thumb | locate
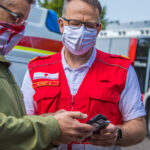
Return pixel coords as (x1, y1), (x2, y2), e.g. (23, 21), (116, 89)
(68, 111), (88, 120)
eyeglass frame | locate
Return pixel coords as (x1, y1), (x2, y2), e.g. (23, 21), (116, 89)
(0, 4), (26, 25)
(62, 17), (100, 32)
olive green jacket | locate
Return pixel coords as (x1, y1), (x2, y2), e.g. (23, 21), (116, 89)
(0, 55), (60, 150)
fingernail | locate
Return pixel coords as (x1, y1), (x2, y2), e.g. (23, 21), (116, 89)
(82, 114), (88, 119)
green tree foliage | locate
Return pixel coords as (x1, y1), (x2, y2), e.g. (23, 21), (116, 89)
(38, 0), (63, 17)
(38, 0), (108, 30)
(101, 6), (108, 30)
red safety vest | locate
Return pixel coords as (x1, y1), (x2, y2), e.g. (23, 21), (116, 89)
(29, 50), (132, 125)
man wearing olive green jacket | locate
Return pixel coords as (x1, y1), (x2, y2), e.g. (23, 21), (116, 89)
(0, 0), (95, 149)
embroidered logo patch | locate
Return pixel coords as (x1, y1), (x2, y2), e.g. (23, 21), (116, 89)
(32, 81), (59, 88)
(33, 72), (59, 80)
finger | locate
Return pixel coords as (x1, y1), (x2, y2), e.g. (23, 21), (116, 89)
(90, 134), (117, 141)
(76, 123), (95, 132)
(54, 109), (66, 115)
(40, 113), (54, 117)
(73, 136), (84, 143)
(68, 111), (88, 120)
(101, 128), (116, 135)
(88, 138), (116, 146)
(100, 124), (117, 134)
(60, 133), (82, 144)
(91, 132), (117, 140)
(64, 127), (93, 143)
(75, 130), (93, 139)
(57, 109), (66, 113)
(64, 134), (84, 143)
(67, 128), (93, 139)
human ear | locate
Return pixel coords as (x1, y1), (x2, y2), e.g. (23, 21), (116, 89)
(58, 18), (64, 34)
(97, 23), (102, 36)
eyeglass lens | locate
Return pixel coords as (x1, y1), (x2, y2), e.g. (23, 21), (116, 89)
(67, 19), (98, 31)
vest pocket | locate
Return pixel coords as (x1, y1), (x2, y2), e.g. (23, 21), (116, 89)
(88, 88), (121, 124)
(33, 86), (60, 114)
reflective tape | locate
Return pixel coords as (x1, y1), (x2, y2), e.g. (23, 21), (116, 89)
(14, 45), (56, 55)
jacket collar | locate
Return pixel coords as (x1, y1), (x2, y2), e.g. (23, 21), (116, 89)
(0, 54), (11, 67)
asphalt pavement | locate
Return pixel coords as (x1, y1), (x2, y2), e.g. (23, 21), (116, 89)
(122, 137), (150, 150)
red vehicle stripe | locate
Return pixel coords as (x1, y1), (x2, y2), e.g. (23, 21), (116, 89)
(128, 38), (138, 62)
(18, 36), (63, 52)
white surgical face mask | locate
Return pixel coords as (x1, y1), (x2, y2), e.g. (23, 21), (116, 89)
(62, 26), (97, 56)
(0, 22), (25, 55)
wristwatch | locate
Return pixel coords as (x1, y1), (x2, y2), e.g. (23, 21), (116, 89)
(116, 127), (122, 141)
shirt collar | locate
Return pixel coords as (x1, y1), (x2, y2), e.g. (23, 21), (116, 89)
(61, 47), (97, 70)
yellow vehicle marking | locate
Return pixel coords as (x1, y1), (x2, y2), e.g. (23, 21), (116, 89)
(14, 46), (56, 55)
(120, 55), (130, 60)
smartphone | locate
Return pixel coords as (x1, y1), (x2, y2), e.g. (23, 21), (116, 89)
(86, 114), (110, 134)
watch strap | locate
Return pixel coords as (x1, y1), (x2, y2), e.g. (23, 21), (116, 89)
(117, 127), (122, 141)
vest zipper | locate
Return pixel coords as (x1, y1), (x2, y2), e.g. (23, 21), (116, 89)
(71, 95), (75, 111)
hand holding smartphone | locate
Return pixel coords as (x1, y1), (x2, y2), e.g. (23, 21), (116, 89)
(86, 114), (110, 134)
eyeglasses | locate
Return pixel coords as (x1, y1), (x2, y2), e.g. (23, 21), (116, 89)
(0, 4), (26, 25)
(62, 17), (99, 32)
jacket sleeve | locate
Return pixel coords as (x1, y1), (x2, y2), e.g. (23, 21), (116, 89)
(0, 113), (60, 150)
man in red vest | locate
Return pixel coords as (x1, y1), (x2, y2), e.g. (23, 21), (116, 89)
(22, 0), (146, 150)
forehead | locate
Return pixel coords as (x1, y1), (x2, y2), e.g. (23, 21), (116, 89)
(65, 0), (99, 22)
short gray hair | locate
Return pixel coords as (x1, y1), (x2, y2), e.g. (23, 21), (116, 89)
(62, 0), (102, 17)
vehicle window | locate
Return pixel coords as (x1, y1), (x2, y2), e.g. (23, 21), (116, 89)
(134, 38), (150, 93)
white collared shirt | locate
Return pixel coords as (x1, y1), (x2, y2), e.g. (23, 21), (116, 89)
(62, 47), (96, 95)
(21, 48), (146, 121)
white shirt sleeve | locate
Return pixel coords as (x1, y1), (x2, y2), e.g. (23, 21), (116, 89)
(119, 65), (146, 121)
(21, 70), (38, 115)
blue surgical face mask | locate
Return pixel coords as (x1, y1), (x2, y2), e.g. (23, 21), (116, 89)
(62, 26), (97, 55)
